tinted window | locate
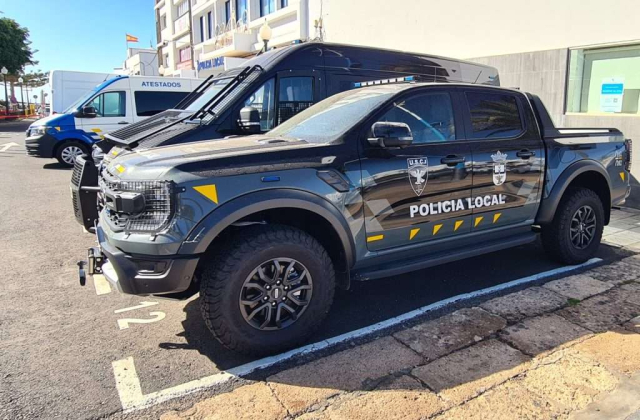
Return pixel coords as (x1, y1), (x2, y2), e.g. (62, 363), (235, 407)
(466, 92), (523, 139)
(134, 91), (189, 117)
(376, 92), (455, 144)
(245, 78), (276, 131)
(88, 91), (126, 117)
(278, 77), (314, 124)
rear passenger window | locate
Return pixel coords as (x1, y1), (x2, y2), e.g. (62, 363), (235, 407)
(134, 91), (189, 116)
(277, 77), (314, 124)
(466, 92), (523, 139)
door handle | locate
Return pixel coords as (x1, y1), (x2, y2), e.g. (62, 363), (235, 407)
(117, 121), (129, 125)
(516, 149), (535, 159)
(441, 155), (465, 166)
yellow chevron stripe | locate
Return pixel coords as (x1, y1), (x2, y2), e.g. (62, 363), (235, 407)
(474, 216), (484, 227)
(493, 213), (502, 223)
(433, 224), (443, 235)
(367, 234), (384, 243)
(454, 220), (464, 231)
(409, 228), (420, 240)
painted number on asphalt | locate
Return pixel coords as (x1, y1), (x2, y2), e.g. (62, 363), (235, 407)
(114, 301), (166, 330)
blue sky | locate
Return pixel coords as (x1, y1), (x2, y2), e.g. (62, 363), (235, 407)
(1, 0), (157, 74)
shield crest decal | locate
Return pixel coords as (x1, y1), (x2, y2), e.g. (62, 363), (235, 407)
(491, 151), (507, 186)
(407, 158), (429, 196)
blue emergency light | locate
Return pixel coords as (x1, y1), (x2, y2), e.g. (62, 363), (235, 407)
(353, 76), (415, 88)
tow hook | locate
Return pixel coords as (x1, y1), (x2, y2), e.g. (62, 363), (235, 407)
(78, 247), (105, 287)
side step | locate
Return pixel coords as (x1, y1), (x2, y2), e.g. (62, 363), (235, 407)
(354, 232), (539, 281)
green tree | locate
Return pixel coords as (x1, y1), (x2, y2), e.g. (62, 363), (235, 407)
(0, 17), (37, 74)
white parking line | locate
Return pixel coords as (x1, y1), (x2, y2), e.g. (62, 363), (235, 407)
(112, 257), (602, 413)
(93, 274), (112, 295)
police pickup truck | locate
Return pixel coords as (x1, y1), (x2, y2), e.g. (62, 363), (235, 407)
(79, 81), (631, 355)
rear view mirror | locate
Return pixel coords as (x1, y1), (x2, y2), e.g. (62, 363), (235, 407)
(80, 106), (97, 118)
(368, 122), (413, 148)
(238, 106), (261, 134)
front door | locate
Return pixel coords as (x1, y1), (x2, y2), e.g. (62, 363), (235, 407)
(359, 88), (474, 251)
(461, 88), (545, 231)
(80, 89), (133, 140)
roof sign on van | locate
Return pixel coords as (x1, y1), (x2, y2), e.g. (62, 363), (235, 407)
(354, 76), (415, 88)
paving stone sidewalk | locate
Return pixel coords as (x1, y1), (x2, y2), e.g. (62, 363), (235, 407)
(161, 211), (640, 420)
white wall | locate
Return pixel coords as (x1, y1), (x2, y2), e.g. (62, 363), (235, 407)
(309, 0), (640, 59)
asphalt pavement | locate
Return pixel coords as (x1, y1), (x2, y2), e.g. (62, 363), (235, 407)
(0, 122), (631, 419)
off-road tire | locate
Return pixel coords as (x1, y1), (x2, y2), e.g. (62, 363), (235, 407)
(199, 224), (335, 355)
(55, 141), (88, 167)
(542, 187), (604, 264)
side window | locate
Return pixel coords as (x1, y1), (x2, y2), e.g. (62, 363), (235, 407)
(376, 92), (455, 144)
(245, 78), (275, 131)
(465, 92), (523, 139)
(134, 91), (189, 116)
(277, 77), (314, 124)
(88, 92), (126, 117)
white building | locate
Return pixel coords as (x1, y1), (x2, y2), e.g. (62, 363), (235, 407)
(155, 0), (198, 78)
(121, 48), (159, 76)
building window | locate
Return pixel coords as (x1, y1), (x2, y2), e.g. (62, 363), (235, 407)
(465, 92), (523, 139)
(179, 47), (192, 63)
(207, 11), (213, 38)
(260, 0), (275, 17)
(177, 0), (189, 17)
(160, 14), (167, 29)
(236, 0), (247, 23)
(281, 0), (288, 7)
(225, 0), (231, 24)
(164, 53), (169, 67)
(199, 16), (205, 43)
(566, 44), (640, 115)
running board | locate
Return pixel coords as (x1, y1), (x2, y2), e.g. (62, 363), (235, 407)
(353, 232), (539, 281)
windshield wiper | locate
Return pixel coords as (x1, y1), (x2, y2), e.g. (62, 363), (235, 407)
(189, 65), (263, 121)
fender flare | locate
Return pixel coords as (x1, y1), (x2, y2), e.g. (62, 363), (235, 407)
(536, 160), (611, 225)
(178, 189), (356, 269)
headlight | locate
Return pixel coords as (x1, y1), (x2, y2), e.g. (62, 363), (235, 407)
(30, 126), (49, 137)
(101, 178), (175, 233)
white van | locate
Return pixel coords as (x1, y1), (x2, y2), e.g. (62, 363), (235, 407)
(50, 70), (119, 115)
(26, 75), (200, 166)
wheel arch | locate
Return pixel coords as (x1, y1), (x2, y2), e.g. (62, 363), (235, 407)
(52, 137), (91, 158)
(180, 189), (356, 289)
(536, 160), (612, 226)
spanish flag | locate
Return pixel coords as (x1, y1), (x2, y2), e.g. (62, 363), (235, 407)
(126, 34), (139, 43)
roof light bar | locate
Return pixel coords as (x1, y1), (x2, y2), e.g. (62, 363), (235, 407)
(354, 76), (415, 88)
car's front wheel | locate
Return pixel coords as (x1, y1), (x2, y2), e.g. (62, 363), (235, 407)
(56, 141), (88, 167)
(199, 224), (335, 355)
(542, 187), (604, 264)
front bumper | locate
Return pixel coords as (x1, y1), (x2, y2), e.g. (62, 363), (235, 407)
(25, 133), (57, 158)
(83, 225), (199, 296)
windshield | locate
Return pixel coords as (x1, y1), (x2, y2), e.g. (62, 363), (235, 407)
(267, 85), (409, 144)
(185, 77), (233, 111)
(64, 87), (100, 113)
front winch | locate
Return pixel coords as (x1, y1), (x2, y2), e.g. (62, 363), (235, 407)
(78, 247), (105, 286)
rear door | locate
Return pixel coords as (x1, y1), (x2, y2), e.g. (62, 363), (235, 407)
(359, 87), (474, 251)
(462, 88), (544, 231)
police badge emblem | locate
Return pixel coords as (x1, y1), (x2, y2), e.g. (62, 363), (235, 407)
(408, 158), (428, 196)
(491, 151), (507, 186)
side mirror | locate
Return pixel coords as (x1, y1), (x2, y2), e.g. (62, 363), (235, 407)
(368, 122), (413, 148)
(238, 106), (261, 134)
(80, 105), (97, 118)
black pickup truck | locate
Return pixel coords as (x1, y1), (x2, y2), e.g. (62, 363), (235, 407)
(80, 81), (631, 355)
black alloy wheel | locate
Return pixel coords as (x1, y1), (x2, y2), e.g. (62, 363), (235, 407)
(239, 258), (313, 331)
